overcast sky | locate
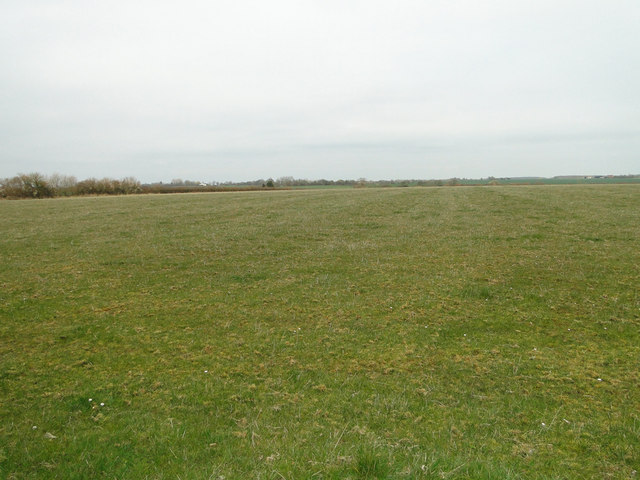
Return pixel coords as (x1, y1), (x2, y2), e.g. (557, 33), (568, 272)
(1, 0), (639, 182)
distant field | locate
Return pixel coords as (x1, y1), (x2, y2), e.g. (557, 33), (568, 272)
(1, 185), (639, 479)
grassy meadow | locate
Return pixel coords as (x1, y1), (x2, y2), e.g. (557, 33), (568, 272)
(1, 185), (639, 479)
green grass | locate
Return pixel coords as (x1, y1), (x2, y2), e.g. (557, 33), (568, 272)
(1, 185), (639, 479)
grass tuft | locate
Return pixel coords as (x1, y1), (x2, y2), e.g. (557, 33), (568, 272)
(353, 447), (390, 479)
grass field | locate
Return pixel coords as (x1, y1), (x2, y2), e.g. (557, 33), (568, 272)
(1, 185), (639, 479)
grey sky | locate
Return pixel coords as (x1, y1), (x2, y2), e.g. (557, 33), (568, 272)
(1, 0), (639, 182)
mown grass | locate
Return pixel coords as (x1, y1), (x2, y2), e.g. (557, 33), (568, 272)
(1, 185), (639, 479)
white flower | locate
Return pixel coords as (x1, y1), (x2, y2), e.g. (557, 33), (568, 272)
(88, 398), (92, 402)
(204, 370), (208, 373)
(541, 422), (546, 426)
(597, 378), (602, 381)
(100, 402), (105, 406)
(32, 425), (37, 430)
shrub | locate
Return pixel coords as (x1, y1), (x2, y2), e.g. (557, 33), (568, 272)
(47, 173), (78, 196)
(75, 177), (141, 196)
(0, 173), (54, 198)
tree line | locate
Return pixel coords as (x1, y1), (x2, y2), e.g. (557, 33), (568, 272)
(159, 176), (449, 188)
(0, 173), (459, 199)
(9, 172), (632, 200)
(0, 173), (141, 199)
(0, 173), (281, 199)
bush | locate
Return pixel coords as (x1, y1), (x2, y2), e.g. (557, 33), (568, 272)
(75, 177), (141, 196)
(47, 173), (78, 196)
(0, 173), (54, 198)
